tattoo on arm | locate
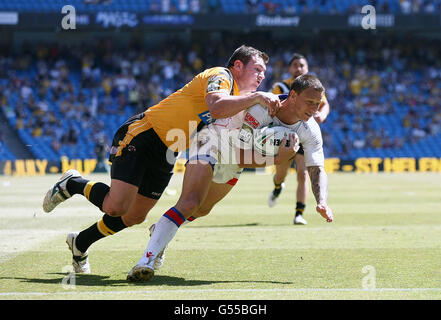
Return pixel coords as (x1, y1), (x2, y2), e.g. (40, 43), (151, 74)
(307, 166), (328, 204)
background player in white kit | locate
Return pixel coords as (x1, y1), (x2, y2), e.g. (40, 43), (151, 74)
(128, 74), (333, 281)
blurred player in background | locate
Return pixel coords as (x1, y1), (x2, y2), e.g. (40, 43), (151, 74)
(268, 53), (330, 225)
(42, 45), (281, 274)
(93, 137), (110, 173)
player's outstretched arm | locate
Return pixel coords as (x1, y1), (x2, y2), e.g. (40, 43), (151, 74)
(307, 166), (333, 222)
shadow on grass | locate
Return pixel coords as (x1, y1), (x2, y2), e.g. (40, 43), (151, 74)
(1, 273), (293, 287)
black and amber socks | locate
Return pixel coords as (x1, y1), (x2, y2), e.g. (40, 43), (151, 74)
(66, 177), (118, 253)
(295, 202), (306, 217)
(75, 214), (128, 253)
(66, 178), (110, 211)
(272, 178), (284, 197)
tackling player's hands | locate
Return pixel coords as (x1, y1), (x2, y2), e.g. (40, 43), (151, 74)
(316, 203), (333, 222)
(255, 92), (282, 117)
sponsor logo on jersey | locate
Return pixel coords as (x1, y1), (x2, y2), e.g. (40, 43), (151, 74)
(206, 69), (233, 94)
(207, 74), (229, 93)
(244, 112), (260, 128)
(198, 111), (213, 124)
(206, 76), (223, 92)
(238, 124), (253, 143)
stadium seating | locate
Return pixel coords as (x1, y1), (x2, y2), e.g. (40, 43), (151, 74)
(1, 32), (441, 162)
(0, 0), (439, 14)
(0, 143), (16, 160)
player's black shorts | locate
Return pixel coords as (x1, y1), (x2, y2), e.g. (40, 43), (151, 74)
(108, 114), (178, 200)
(297, 143), (304, 156)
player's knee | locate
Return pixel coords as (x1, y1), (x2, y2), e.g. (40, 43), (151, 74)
(104, 201), (131, 217)
(275, 170), (288, 181)
(177, 196), (203, 216)
(297, 170), (308, 183)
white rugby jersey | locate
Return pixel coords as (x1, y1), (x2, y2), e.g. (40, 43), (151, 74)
(237, 103), (325, 167)
(190, 102), (324, 184)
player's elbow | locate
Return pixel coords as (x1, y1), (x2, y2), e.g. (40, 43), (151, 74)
(208, 106), (225, 119)
(206, 93), (226, 119)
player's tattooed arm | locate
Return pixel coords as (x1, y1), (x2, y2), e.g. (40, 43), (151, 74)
(307, 165), (328, 205)
(307, 165), (333, 222)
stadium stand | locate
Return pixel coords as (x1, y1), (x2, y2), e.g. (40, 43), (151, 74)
(0, 0), (440, 14)
(0, 0), (441, 164)
(1, 33), (440, 162)
(0, 132), (16, 161)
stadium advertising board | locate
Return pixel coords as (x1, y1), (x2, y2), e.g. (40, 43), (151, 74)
(95, 11), (138, 28)
(9, 13), (441, 30)
(323, 157), (441, 173)
(347, 13), (395, 28)
(0, 158), (98, 176)
(255, 14), (300, 27)
(142, 14), (194, 25)
(0, 11), (18, 25)
(1, 157), (441, 176)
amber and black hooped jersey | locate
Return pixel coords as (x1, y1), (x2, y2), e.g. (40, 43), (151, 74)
(144, 67), (240, 151)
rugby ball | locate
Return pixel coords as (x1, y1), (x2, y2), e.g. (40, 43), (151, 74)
(253, 125), (298, 156)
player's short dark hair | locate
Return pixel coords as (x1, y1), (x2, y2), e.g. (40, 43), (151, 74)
(290, 74), (325, 95)
(289, 53), (307, 66)
(227, 45), (269, 68)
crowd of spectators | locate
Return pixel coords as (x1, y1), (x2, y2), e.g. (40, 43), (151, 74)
(0, 131), (4, 155)
(84, 0), (441, 14)
(2, 0), (441, 15)
(265, 34), (441, 157)
(0, 33), (440, 160)
(83, 0), (441, 14)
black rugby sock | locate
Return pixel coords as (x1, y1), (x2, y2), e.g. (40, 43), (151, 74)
(75, 214), (127, 253)
(67, 179), (109, 211)
(66, 177), (89, 195)
(295, 202), (306, 216)
(86, 182), (110, 211)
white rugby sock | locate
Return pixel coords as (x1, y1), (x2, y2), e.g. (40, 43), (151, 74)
(137, 208), (185, 266)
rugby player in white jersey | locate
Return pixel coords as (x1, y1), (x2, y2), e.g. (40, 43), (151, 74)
(127, 74), (333, 282)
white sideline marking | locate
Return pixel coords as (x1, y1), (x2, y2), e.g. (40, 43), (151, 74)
(1, 288), (441, 297)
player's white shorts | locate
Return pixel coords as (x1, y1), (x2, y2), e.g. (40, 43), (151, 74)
(188, 126), (243, 185)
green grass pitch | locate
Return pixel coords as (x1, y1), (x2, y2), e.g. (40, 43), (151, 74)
(0, 172), (440, 300)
